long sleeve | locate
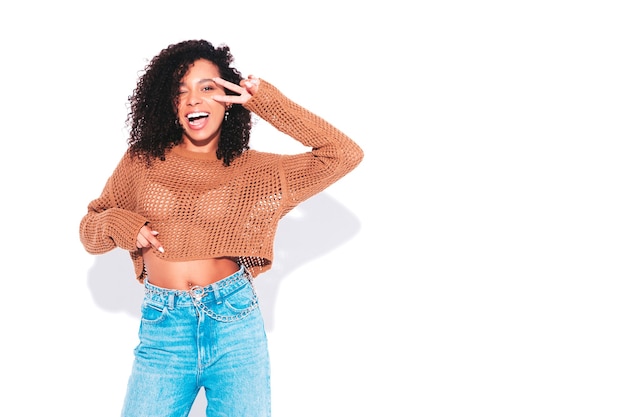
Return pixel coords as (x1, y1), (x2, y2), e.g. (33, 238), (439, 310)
(79, 152), (149, 255)
(243, 80), (364, 204)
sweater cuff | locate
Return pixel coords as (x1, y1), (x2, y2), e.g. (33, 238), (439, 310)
(103, 208), (149, 251)
(243, 79), (280, 115)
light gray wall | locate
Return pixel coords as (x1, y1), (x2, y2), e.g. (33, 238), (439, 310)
(2, 1), (625, 416)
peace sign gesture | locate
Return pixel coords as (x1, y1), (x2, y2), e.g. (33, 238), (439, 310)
(211, 75), (260, 105)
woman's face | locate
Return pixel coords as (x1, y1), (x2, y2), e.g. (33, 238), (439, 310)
(176, 59), (228, 148)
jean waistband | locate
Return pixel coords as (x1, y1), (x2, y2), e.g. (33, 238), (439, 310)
(143, 265), (250, 306)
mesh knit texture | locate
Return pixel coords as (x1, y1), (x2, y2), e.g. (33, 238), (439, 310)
(79, 80), (364, 282)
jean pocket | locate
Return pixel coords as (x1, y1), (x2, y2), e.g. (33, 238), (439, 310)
(223, 286), (258, 313)
(141, 300), (168, 324)
(198, 285), (258, 322)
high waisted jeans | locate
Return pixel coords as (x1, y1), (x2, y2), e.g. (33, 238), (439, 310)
(121, 266), (271, 417)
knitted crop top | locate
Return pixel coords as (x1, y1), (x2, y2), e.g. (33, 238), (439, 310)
(79, 80), (364, 282)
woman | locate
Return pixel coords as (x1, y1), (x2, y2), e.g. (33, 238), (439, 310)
(79, 39), (363, 417)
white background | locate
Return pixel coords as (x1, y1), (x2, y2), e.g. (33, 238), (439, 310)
(1, 1), (625, 416)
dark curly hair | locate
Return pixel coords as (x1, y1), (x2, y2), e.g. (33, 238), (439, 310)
(126, 40), (251, 166)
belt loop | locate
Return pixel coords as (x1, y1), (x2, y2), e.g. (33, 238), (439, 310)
(244, 267), (253, 285)
(168, 292), (175, 310)
(210, 283), (222, 304)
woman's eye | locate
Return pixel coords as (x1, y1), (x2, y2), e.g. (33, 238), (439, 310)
(202, 86), (215, 92)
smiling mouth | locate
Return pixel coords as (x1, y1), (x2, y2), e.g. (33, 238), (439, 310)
(187, 112), (209, 124)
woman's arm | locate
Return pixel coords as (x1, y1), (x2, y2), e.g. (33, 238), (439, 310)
(79, 152), (150, 254)
(244, 79), (364, 203)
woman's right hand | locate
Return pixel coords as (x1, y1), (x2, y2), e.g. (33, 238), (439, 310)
(136, 224), (164, 253)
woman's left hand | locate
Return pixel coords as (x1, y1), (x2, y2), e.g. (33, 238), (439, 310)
(212, 75), (260, 105)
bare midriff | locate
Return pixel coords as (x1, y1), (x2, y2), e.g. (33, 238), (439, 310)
(142, 250), (240, 290)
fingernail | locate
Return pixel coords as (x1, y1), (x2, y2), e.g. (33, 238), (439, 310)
(152, 230), (159, 235)
(245, 81), (253, 88)
(158, 247), (164, 253)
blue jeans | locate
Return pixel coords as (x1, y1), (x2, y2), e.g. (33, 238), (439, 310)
(121, 266), (271, 417)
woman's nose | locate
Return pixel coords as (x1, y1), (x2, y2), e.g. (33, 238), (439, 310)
(186, 91), (201, 106)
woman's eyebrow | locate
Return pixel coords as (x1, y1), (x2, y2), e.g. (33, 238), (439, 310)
(178, 78), (217, 86)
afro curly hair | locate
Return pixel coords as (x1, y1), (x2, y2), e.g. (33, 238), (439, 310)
(126, 39), (252, 166)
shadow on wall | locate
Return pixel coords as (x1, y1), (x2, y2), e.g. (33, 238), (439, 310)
(86, 191), (361, 331)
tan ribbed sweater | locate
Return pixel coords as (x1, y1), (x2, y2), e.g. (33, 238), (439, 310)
(79, 80), (364, 282)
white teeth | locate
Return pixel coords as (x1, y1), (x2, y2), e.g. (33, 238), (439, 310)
(187, 112), (208, 119)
